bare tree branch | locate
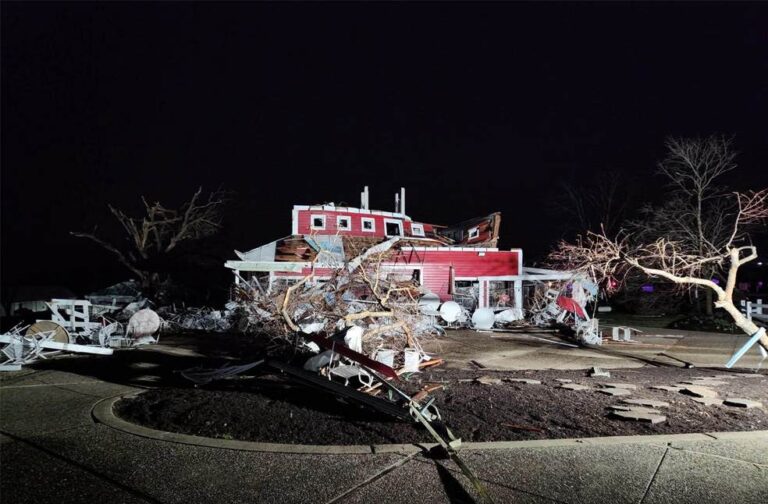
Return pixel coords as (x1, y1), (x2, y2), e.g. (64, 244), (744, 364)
(549, 187), (768, 352)
(69, 230), (148, 282)
(71, 188), (228, 289)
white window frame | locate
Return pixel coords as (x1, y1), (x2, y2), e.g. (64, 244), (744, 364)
(410, 223), (425, 237)
(310, 214), (326, 230)
(336, 215), (351, 231)
(381, 265), (423, 285)
(468, 226), (480, 240)
(384, 218), (403, 237)
(361, 217), (376, 233)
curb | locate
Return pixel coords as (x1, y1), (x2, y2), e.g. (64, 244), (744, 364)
(92, 393), (768, 455)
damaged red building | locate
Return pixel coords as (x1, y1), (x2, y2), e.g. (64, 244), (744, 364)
(225, 187), (530, 311)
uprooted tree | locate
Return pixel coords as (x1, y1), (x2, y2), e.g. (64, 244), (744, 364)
(549, 187), (768, 352)
(71, 187), (228, 293)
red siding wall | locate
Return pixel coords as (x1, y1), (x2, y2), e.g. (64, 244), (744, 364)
(271, 249), (519, 301)
(391, 249), (520, 300)
(295, 209), (432, 237)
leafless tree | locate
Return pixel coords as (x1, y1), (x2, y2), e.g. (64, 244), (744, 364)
(650, 135), (737, 251)
(72, 187), (228, 290)
(554, 171), (632, 237)
(549, 188), (768, 351)
(628, 136), (739, 314)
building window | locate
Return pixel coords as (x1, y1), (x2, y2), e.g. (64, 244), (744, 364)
(310, 215), (326, 230)
(411, 223), (425, 237)
(385, 219), (403, 237)
(468, 226), (480, 240)
(361, 217), (375, 232)
(337, 216), (351, 231)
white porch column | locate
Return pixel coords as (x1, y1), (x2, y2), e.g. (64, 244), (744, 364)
(478, 280), (488, 308)
(513, 280), (523, 310)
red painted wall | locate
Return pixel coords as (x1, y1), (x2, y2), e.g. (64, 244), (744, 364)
(295, 209), (432, 237)
(391, 249), (520, 300)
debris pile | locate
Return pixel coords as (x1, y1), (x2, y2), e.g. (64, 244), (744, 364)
(230, 239), (442, 360)
(159, 306), (236, 333)
(0, 323), (113, 371)
(1, 297), (161, 370)
(527, 275), (602, 344)
(85, 279), (143, 308)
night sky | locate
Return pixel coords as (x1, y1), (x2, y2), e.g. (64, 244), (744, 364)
(2, 2), (768, 299)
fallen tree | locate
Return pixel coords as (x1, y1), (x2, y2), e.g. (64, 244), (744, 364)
(549, 188), (768, 352)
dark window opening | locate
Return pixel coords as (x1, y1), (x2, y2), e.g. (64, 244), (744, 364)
(386, 221), (402, 236)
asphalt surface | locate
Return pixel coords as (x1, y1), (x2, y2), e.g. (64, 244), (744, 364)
(2, 329), (767, 503)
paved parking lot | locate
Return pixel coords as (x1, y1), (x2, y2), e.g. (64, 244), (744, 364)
(2, 327), (767, 503)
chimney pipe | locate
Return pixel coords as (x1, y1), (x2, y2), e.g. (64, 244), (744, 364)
(400, 187), (406, 215)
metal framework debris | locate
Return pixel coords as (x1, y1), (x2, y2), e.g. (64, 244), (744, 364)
(0, 325), (113, 371)
(0, 297), (160, 370)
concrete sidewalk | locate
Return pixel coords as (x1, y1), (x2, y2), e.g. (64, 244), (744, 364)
(423, 327), (768, 370)
(1, 366), (766, 504)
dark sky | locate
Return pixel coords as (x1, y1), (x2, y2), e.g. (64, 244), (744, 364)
(2, 2), (768, 296)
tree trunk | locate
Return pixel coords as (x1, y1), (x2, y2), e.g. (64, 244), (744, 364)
(715, 296), (768, 351)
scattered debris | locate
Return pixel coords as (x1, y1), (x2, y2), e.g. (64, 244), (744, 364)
(589, 366), (611, 378)
(471, 308), (496, 330)
(526, 271), (602, 345)
(681, 386), (719, 398)
(601, 382), (638, 390)
(160, 306), (235, 332)
(504, 378), (542, 385)
(683, 379), (728, 387)
(610, 326), (638, 342)
(690, 397), (723, 406)
(560, 383), (591, 391)
(622, 399), (670, 408)
(650, 385), (683, 392)
(127, 309), (162, 338)
(607, 405), (662, 414)
(1, 296), (161, 369)
(597, 388), (632, 396)
(85, 279), (143, 308)
(0, 324), (113, 370)
(723, 398), (763, 408)
(475, 376), (503, 386)
(556, 378), (573, 383)
(180, 360), (265, 386)
(610, 410), (666, 424)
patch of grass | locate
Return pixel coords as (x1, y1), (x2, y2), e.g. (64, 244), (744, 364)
(667, 313), (741, 334)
